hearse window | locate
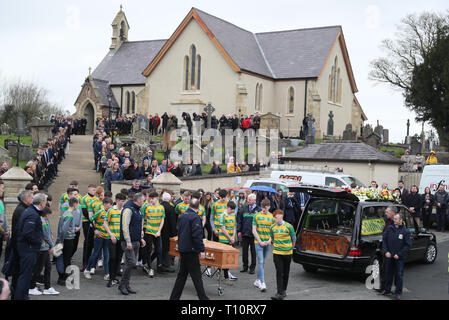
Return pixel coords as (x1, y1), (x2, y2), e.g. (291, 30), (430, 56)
(303, 199), (355, 234)
(325, 177), (345, 187)
(361, 206), (387, 236)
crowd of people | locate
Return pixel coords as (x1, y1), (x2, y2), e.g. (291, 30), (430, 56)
(0, 168), (306, 300)
(400, 149), (439, 172)
(369, 179), (449, 232)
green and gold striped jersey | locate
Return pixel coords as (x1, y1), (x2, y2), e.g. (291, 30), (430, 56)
(143, 202), (165, 236)
(270, 222), (295, 255)
(211, 201), (228, 228)
(105, 207), (122, 240)
(90, 201), (108, 239)
(218, 213), (236, 244)
(82, 194), (98, 222)
(175, 202), (190, 215)
(252, 211), (274, 244)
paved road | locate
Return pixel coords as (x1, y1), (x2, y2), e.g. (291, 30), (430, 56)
(46, 135), (99, 239)
(5, 134), (449, 300)
(24, 234), (449, 300)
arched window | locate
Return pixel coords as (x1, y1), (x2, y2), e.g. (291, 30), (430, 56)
(131, 92), (136, 114)
(184, 56), (189, 91)
(288, 87), (294, 114)
(197, 55), (201, 90)
(329, 56), (342, 104)
(255, 83), (262, 111)
(190, 45), (196, 89)
(126, 91), (130, 114)
(182, 45), (202, 91)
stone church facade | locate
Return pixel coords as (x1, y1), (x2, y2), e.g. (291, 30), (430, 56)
(74, 7), (367, 136)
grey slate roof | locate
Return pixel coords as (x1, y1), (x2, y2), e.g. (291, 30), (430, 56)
(92, 40), (166, 85)
(195, 9), (274, 78)
(283, 142), (403, 164)
(255, 27), (341, 79)
(92, 8), (344, 88)
(195, 8), (341, 79)
(92, 78), (120, 109)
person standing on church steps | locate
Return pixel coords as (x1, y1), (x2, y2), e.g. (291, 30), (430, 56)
(169, 198), (209, 300)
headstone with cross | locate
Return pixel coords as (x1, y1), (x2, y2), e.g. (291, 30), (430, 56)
(204, 102), (215, 129)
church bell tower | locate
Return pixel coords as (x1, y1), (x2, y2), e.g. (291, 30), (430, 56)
(110, 5), (130, 50)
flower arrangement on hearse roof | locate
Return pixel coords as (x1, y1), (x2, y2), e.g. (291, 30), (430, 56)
(339, 186), (401, 203)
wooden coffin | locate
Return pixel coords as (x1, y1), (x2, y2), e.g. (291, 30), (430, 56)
(169, 237), (239, 269)
(300, 231), (350, 256)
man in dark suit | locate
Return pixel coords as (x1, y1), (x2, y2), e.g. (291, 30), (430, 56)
(169, 198), (209, 300)
(397, 181), (409, 202)
(12, 193), (47, 300)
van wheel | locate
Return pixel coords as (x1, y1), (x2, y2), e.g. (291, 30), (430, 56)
(423, 242), (437, 264)
(302, 264), (318, 273)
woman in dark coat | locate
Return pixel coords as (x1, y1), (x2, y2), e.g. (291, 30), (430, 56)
(421, 187), (435, 230)
(404, 185), (423, 227)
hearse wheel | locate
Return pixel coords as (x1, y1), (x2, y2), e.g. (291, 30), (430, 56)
(302, 264), (319, 273)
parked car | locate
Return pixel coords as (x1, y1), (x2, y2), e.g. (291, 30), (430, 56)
(289, 185), (437, 275)
(243, 178), (302, 193)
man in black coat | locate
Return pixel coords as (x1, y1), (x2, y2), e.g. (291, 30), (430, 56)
(160, 192), (177, 272)
(169, 198), (209, 300)
(12, 193), (47, 300)
(381, 212), (411, 300)
(2, 190), (33, 284)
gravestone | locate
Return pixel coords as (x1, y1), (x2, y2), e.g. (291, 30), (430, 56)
(29, 119), (53, 148)
(374, 121), (384, 143)
(7, 141), (33, 161)
(304, 113), (315, 144)
(410, 135), (422, 155)
(382, 129), (389, 144)
(327, 111), (334, 136)
(260, 112), (281, 138)
(364, 132), (382, 148)
(204, 103), (215, 129)
(342, 123), (357, 141)
(362, 124), (374, 140)
(134, 128), (151, 144)
(131, 143), (148, 167)
(0, 146), (12, 167)
(136, 114), (149, 132)
(1, 123), (10, 135)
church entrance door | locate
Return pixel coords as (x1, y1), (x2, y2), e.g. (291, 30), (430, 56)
(84, 103), (95, 134)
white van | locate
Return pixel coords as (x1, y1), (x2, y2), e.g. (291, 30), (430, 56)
(270, 170), (366, 188)
(419, 165), (449, 192)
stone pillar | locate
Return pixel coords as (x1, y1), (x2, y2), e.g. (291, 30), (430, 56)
(1, 166), (32, 225)
(151, 172), (182, 196)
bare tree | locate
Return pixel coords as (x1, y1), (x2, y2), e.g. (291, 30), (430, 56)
(0, 78), (65, 129)
(369, 12), (449, 91)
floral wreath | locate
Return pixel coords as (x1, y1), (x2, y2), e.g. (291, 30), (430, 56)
(340, 187), (401, 203)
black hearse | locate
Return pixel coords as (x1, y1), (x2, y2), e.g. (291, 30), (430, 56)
(290, 186), (437, 274)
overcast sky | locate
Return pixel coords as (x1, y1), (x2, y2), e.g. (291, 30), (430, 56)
(1, 0), (447, 143)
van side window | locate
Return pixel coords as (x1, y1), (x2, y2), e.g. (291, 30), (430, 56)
(325, 177), (345, 187)
(361, 206), (386, 236)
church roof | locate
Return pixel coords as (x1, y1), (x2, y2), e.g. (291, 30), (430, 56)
(92, 78), (120, 109)
(283, 142), (403, 164)
(195, 8), (341, 79)
(92, 40), (166, 85)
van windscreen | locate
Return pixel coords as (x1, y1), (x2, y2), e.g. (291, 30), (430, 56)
(342, 176), (366, 188)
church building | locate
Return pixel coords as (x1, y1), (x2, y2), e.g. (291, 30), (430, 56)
(74, 7), (367, 137)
